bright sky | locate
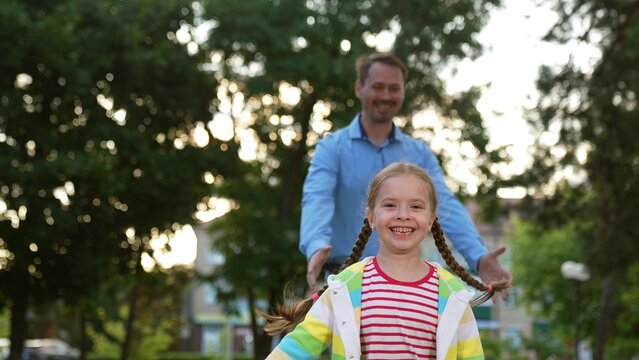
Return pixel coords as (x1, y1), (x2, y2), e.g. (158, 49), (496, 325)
(441, 0), (598, 198)
(438, 0), (561, 198)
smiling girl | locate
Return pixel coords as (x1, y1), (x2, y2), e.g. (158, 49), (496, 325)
(263, 162), (509, 359)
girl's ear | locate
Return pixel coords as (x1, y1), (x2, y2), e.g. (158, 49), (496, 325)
(427, 214), (436, 231)
(366, 210), (374, 229)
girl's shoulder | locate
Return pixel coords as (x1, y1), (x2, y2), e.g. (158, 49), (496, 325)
(328, 257), (372, 286)
(429, 262), (470, 293)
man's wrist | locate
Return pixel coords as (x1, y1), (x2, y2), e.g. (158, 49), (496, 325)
(471, 250), (488, 275)
(306, 243), (329, 262)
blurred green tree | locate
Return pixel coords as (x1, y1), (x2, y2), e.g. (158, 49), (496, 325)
(86, 265), (193, 360)
(516, 1), (639, 357)
(510, 217), (597, 355)
(510, 215), (592, 329)
(196, 0), (504, 357)
(0, 1), (238, 359)
(510, 214), (639, 358)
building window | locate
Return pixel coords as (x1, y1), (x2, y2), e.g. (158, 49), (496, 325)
(206, 248), (225, 266)
(202, 325), (223, 354)
(203, 283), (218, 305)
(504, 286), (519, 309)
(502, 327), (523, 349)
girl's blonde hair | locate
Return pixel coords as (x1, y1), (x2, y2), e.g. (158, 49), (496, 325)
(261, 162), (509, 335)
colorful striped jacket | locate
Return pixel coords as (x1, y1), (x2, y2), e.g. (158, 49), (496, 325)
(266, 257), (484, 360)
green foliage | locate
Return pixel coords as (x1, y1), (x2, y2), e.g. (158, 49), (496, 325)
(515, 0), (639, 357)
(604, 262), (639, 358)
(521, 326), (572, 360)
(88, 304), (173, 360)
(158, 353), (217, 360)
(479, 331), (528, 360)
(0, 310), (8, 338)
(86, 266), (192, 360)
(509, 216), (639, 357)
(511, 220), (580, 318)
(89, 353), (255, 360)
(510, 219), (598, 343)
(524, 0), (639, 293)
(0, 0), (239, 356)
(88, 354), (246, 360)
(87, 355), (118, 360)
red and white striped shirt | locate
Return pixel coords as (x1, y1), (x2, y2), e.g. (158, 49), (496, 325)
(360, 257), (439, 359)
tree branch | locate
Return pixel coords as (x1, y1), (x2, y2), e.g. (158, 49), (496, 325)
(592, 0), (639, 80)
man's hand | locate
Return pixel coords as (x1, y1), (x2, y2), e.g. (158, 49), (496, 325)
(477, 246), (512, 301)
(306, 246), (332, 292)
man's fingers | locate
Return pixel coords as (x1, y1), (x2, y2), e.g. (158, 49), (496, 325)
(307, 247), (332, 275)
(306, 246), (332, 291)
(478, 247), (513, 302)
(306, 272), (317, 292)
(492, 246), (506, 257)
(501, 287), (510, 301)
(306, 265), (319, 292)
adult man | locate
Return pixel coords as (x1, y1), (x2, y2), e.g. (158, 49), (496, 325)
(300, 53), (511, 299)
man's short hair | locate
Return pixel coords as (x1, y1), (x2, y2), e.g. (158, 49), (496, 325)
(355, 53), (408, 85)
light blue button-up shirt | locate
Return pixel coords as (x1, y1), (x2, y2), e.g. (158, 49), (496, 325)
(300, 115), (488, 272)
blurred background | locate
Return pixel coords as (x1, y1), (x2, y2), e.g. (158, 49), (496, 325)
(1, 0), (638, 359)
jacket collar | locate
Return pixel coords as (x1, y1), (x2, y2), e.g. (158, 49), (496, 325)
(326, 256), (372, 289)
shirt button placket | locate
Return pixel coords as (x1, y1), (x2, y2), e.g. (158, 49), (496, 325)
(379, 146), (387, 168)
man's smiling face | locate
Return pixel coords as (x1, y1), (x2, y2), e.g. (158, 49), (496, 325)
(356, 62), (405, 125)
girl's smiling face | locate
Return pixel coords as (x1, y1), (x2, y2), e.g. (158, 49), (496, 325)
(367, 173), (436, 256)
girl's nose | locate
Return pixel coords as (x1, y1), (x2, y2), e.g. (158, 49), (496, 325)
(395, 206), (409, 219)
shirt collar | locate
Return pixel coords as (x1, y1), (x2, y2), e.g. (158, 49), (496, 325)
(350, 114), (397, 142)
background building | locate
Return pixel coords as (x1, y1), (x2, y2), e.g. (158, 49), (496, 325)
(181, 223), (254, 358)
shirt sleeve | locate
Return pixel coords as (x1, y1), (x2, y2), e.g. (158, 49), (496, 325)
(300, 135), (339, 260)
(421, 145), (488, 273)
(454, 304), (484, 359)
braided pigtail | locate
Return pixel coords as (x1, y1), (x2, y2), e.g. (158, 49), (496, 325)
(261, 219), (373, 335)
(338, 218), (373, 272)
(431, 218), (509, 306)
(261, 283), (330, 335)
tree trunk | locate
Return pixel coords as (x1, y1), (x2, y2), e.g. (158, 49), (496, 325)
(247, 287), (270, 360)
(8, 269), (29, 360)
(277, 94), (315, 219)
(120, 280), (141, 360)
(593, 273), (614, 360)
(79, 310), (87, 360)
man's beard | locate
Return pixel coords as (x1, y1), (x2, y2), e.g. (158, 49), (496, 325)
(370, 114), (394, 124)
(370, 100), (398, 124)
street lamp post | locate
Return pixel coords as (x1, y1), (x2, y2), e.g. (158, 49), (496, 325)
(561, 261), (590, 360)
